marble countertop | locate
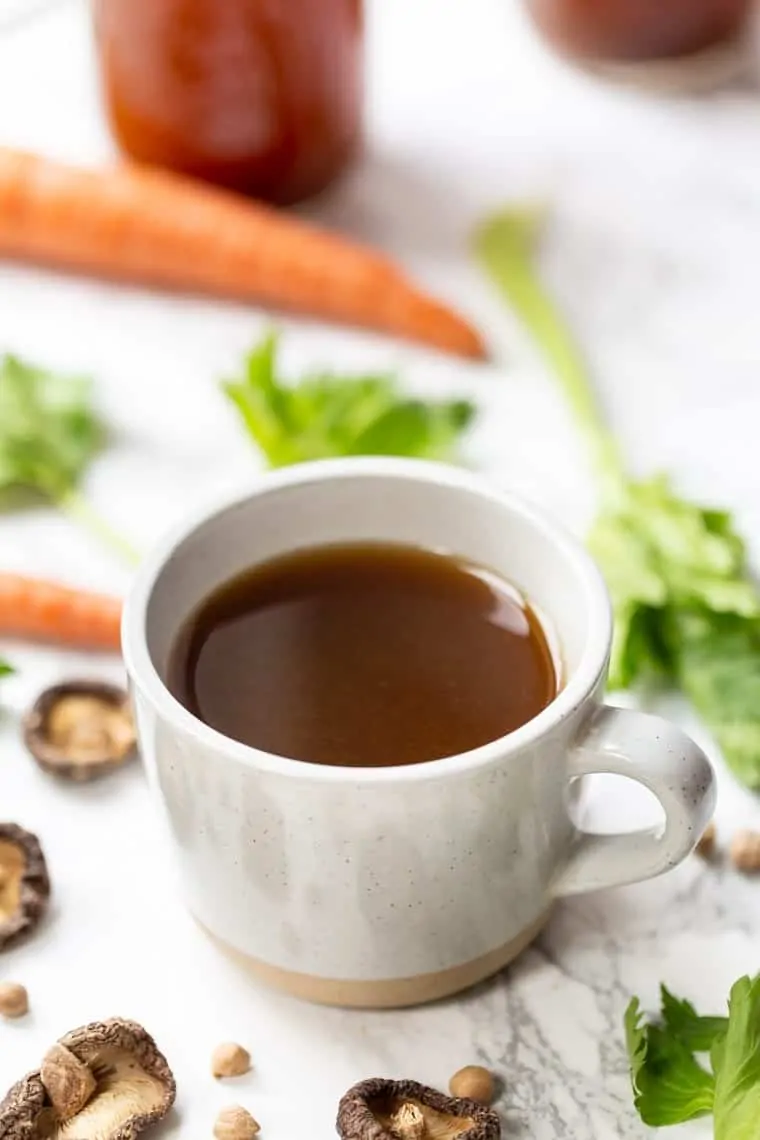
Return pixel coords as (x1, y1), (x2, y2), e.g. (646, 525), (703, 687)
(2, 1), (760, 1136)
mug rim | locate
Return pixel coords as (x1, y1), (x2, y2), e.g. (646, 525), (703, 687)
(122, 456), (613, 784)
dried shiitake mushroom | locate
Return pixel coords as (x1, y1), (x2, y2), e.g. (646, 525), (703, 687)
(337, 1079), (501, 1140)
(0, 1017), (175, 1140)
(23, 681), (136, 782)
(0, 824), (50, 950)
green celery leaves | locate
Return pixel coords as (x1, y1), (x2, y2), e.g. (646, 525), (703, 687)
(660, 986), (728, 1054)
(0, 353), (103, 501)
(626, 977), (760, 1135)
(0, 354), (137, 563)
(475, 207), (760, 788)
(625, 996), (716, 1126)
(713, 976), (760, 1139)
(223, 333), (476, 469)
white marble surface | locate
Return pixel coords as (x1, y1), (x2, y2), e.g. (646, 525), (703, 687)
(2, 1), (760, 1136)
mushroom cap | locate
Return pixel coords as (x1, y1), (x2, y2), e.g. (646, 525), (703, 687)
(0, 1018), (176, 1140)
(336, 1078), (501, 1140)
(0, 824), (50, 951)
(23, 681), (136, 782)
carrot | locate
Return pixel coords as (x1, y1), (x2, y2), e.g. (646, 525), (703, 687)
(0, 148), (486, 360)
(0, 573), (122, 652)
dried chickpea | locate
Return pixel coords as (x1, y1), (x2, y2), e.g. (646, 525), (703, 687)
(695, 820), (717, 858)
(0, 981), (28, 1018)
(211, 1042), (251, 1079)
(214, 1105), (260, 1140)
(730, 830), (760, 873)
(448, 1065), (495, 1105)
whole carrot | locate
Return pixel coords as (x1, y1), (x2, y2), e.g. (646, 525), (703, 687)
(0, 574), (122, 652)
(0, 149), (485, 360)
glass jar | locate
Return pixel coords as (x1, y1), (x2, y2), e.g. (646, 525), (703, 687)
(93, 0), (363, 205)
(526, 0), (754, 89)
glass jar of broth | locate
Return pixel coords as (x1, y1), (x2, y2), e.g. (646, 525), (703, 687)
(92, 0), (363, 205)
(525, 0), (754, 90)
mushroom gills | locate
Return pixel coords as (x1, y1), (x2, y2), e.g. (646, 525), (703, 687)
(47, 697), (134, 764)
(378, 1099), (475, 1140)
(39, 1050), (167, 1140)
(0, 825), (50, 949)
(0, 842), (23, 926)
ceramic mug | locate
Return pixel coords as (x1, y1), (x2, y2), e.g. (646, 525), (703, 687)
(122, 457), (716, 1008)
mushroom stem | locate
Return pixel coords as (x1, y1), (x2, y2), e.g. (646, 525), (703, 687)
(390, 1103), (426, 1140)
(41, 1045), (96, 1120)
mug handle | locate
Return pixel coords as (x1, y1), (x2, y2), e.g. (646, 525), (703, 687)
(553, 705), (716, 897)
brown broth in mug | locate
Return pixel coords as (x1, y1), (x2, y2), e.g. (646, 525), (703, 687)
(168, 543), (557, 767)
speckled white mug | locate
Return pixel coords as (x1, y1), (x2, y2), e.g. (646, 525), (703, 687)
(123, 458), (716, 1008)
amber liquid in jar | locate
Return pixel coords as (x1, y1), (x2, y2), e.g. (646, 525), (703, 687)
(527, 0), (753, 85)
(93, 0), (363, 205)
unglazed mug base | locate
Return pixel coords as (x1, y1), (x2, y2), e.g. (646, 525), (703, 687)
(196, 910), (550, 1009)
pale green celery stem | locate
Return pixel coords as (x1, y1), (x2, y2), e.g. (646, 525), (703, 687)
(57, 489), (141, 566)
(476, 217), (627, 499)
(521, 282), (623, 493)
